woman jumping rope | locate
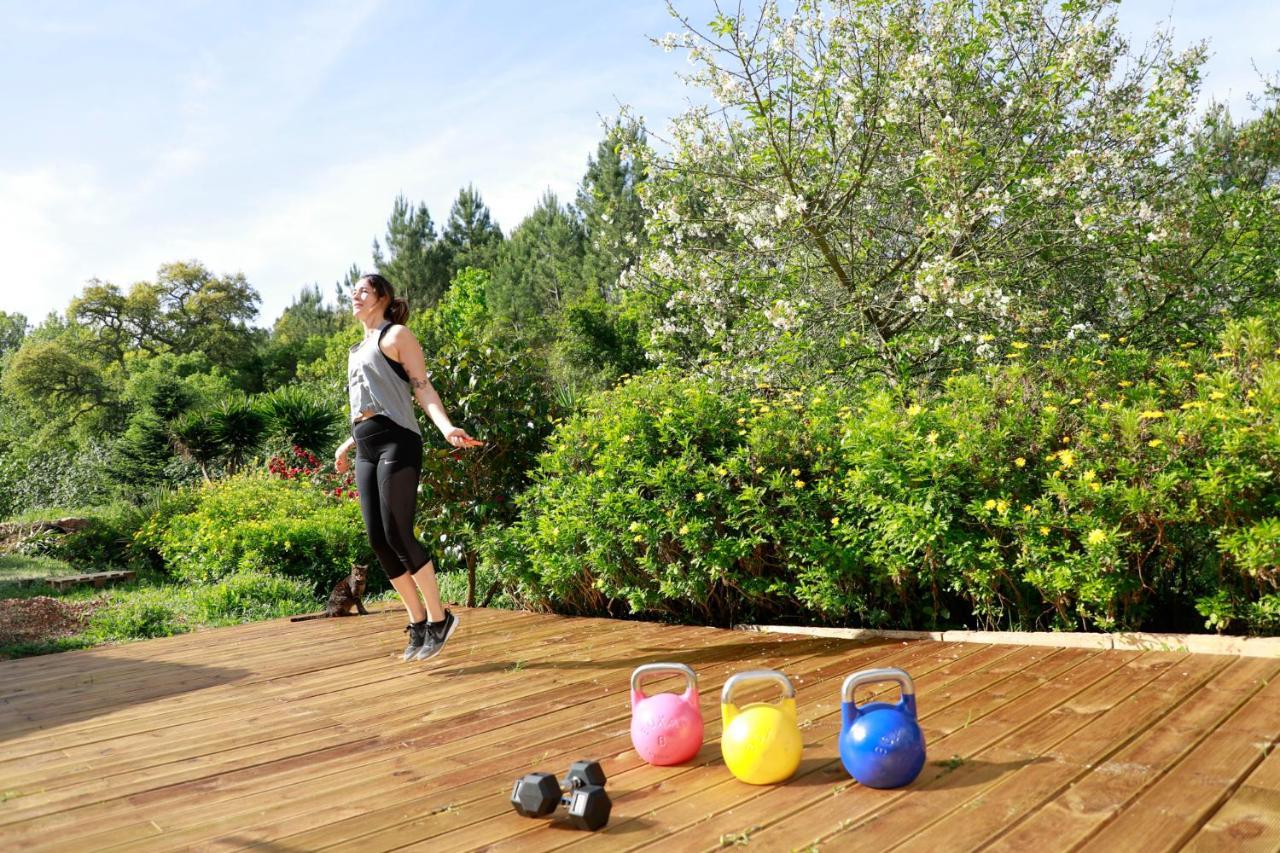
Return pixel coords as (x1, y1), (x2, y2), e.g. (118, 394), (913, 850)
(334, 273), (483, 661)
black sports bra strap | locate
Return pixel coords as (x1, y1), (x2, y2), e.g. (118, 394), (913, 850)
(376, 323), (411, 383)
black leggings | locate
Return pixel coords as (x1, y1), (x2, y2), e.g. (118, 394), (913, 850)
(353, 416), (433, 580)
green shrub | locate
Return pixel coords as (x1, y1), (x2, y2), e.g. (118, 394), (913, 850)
(150, 472), (372, 590)
(193, 570), (315, 622)
(491, 310), (1280, 635)
(88, 587), (190, 640)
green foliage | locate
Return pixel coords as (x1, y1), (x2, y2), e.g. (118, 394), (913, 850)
(261, 284), (352, 387)
(148, 472), (372, 590)
(374, 195), (453, 308)
(495, 310), (1280, 634)
(70, 261), (261, 371)
(636, 0), (1258, 384)
(87, 586), (190, 640)
(0, 311), (28, 360)
(444, 185), (504, 276)
(489, 191), (585, 328)
(193, 570), (314, 622)
(257, 385), (341, 457)
(577, 119), (647, 302)
(1, 337), (111, 424)
(412, 327), (557, 598)
(0, 441), (116, 518)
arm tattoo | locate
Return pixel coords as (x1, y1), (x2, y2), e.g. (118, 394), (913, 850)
(411, 377), (430, 390)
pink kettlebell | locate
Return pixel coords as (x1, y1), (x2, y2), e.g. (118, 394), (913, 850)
(630, 663), (703, 766)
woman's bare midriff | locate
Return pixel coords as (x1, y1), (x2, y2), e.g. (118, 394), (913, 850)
(354, 408), (378, 423)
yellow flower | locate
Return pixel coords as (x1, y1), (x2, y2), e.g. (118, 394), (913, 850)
(1118, 380), (1133, 388)
(678, 525), (689, 535)
(1015, 457), (1026, 468)
(1138, 410), (1165, 420)
(984, 499), (997, 510)
(633, 534), (644, 543)
(831, 517), (840, 527)
(1086, 529), (1107, 545)
(1069, 398), (1082, 405)
(1194, 372), (1209, 380)
(1209, 391), (1226, 401)
(1012, 341), (1029, 350)
(794, 479), (806, 489)
(1148, 439), (1163, 448)
(1043, 404), (1059, 414)
(926, 430), (939, 444)
(1057, 450), (1076, 468)
(995, 500), (1009, 514)
(1039, 526), (1051, 536)
(1181, 401), (1206, 410)
(755, 466), (764, 474)
(1174, 361), (1190, 368)
(791, 468), (801, 477)
(1061, 435), (1071, 445)
(1100, 401), (1114, 410)
(1089, 481), (1102, 492)
(695, 492), (705, 502)
(629, 521), (642, 532)
(979, 333), (995, 343)
(1097, 333), (1111, 341)
(907, 404), (923, 417)
(1082, 470), (1096, 482)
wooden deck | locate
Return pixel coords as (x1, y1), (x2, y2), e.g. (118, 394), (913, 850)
(0, 607), (1276, 851)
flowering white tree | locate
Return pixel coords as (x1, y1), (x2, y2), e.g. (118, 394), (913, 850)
(626, 0), (1217, 382)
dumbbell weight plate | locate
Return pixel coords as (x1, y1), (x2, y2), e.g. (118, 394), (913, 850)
(510, 772), (560, 817)
(565, 784), (612, 831)
(565, 759), (607, 788)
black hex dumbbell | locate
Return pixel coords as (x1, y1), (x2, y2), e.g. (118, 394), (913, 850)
(510, 759), (612, 831)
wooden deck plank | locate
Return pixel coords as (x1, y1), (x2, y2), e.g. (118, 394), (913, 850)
(0, 607), (1272, 852)
(458, 643), (1031, 853)
(0, 619), (727, 840)
(1185, 747), (1280, 852)
(622, 647), (1116, 852)
(41, 625), (787, 849)
(985, 656), (1280, 852)
(888, 651), (1229, 853)
(1075, 671), (1280, 852)
(191, 631), (899, 851)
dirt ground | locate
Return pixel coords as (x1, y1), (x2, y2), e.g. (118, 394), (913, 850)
(0, 596), (100, 654)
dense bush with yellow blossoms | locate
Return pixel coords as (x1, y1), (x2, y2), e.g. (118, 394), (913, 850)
(487, 307), (1280, 634)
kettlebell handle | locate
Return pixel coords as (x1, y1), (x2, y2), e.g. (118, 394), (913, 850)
(842, 667), (915, 707)
(631, 662), (698, 697)
(721, 669), (796, 707)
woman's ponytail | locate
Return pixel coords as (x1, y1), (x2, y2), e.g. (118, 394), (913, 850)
(386, 297), (410, 325)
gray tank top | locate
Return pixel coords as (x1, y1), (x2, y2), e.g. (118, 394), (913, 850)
(347, 322), (421, 435)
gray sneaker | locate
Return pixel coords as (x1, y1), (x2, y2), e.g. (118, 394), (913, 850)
(414, 609), (458, 661)
(403, 619), (428, 661)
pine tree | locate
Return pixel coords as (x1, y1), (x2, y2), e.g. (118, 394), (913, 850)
(577, 120), (648, 303)
(371, 195), (452, 308)
(444, 184), (504, 276)
(489, 191), (585, 329)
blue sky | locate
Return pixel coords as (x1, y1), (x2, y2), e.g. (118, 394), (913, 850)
(2, 0), (1276, 328)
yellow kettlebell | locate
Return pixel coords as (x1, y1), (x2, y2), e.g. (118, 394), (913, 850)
(720, 669), (803, 784)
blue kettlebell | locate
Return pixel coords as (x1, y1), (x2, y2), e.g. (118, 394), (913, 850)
(839, 667), (926, 788)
